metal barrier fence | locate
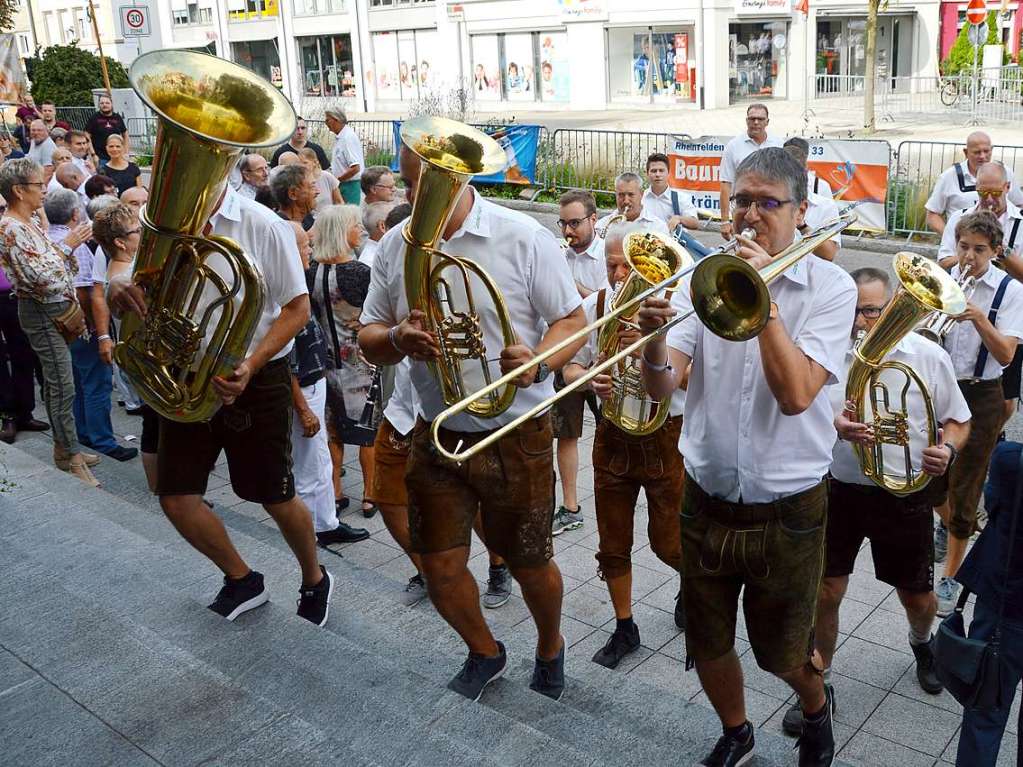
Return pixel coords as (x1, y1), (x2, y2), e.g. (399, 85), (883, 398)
(888, 139), (1023, 238)
(55, 106), (95, 132)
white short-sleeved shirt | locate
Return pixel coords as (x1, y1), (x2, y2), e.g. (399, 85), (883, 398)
(49, 225), (93, 290)
(360, 238), (380, 269)
(828, 333), (971, 485)
(803, 192), (843, 249)
(313, 170), (340, 213)
(383, 357), (420, 436)
(361, 191), (582, 432)
(943, 262), (1023, 380)
(28, 138), (55, 167)
(808, 171), (833, 199)
(641, 186), (698, 227)
(91, 245), (107, 284)
(205, 187), (308, 360)
(595, 209), (668, 235)
(70, 156), (93, 178)
(564, 236), (609, 293)
(571, 288), (685, 417)
(938, 203), (1023, 260)
(331, 125), (365, 181)
(926, 162), (1023, 216)
(719, 133), (785, 185)
(667, 252), (857, 502)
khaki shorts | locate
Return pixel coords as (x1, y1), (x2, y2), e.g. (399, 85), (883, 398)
(681, 475), (827, 674)
(372, 418), (412, 507)
(406, 415), (556, 569)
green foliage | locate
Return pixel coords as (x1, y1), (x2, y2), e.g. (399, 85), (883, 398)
(28, 43), (129, 106)
(941, 12), (1009, 75)
(0, 0), (18, 32)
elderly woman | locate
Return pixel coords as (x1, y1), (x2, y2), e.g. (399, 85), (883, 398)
(0, 158), (98, 485)
(307, 204), (377, 517)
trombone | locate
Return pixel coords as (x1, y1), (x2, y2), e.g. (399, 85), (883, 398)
(431, 210), (859, 462)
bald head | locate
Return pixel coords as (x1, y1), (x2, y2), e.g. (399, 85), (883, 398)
(289, 220), (312, 268)
(277, 152), (300, 167)
(120, 185), (149, 216)
(55, 162), (85, 190)
(965, 132), (994, 171)
(976, 161), (1007, 186)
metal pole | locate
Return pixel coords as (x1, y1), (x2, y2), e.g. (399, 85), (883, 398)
(972, 25), (979, 125)
(87, 0), (112, 98)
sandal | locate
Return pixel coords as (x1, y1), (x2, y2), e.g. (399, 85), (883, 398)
(361, 502), (378, 519)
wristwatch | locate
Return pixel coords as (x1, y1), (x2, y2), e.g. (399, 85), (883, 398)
(945, 442), (959, 468)
(534, 361), (551, 384)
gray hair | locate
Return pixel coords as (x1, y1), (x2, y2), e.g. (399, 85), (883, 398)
(734, 147), (807, 206)
(313, 204), (361, 262)
(363, 201), (395, 235)
(850, 267), (890, 290)
(324, 108), (347, 123)
(86, 193), (119, 220)
(603, 220), (648, 254)
(614, 171), (643, 188)
(270, 164), (308, 209)
(239, 153), (263, 173)
(43, 188), (80, 225)
(0, 157), (41, 200)
(976, 161), (1008, 184)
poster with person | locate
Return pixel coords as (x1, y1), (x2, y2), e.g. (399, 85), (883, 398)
(540, 33), (570, 102)
(504, 33), (534, 101)
(372, 32), (401, 100)
(471, 35), (501, 101)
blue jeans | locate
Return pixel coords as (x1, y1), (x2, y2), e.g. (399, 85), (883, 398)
(956, 598), (1023, 767)
(69, 334), (118, 453)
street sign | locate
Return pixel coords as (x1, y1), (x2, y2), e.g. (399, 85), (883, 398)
(119, 6), (150, 37)
(966, 0), (987, 25)
(968, 22), (985, 47)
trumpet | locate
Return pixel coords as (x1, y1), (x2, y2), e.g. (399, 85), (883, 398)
(916, 268), (976, 344)
(430, 212), (859, 462)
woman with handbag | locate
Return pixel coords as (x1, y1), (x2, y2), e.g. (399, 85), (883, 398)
(308, 204), (379, 519)
(950, 440), (1023, 766)
(0, 158), (99, 486)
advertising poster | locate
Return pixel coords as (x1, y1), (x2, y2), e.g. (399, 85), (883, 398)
(471, 35), (502, 101)
(391, 122), (542, 185)
(667, 136), (890, 232)
(397, 30), (418, 100)
(415, 29), (438, 92)
(540, 32), (570, 102)
(504, 33), (535, 101)
(372, 32), (401, 100)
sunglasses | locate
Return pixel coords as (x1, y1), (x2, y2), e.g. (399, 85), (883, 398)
(977, 189), (1005, 200)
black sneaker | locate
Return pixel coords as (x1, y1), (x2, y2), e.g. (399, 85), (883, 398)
(208, 570), (269, 621)
(316, 522), (370, 545)
(674, 585), (686, 630)
(102, 445), (138, 462)
(296, 566), (334, 627)
(796, 686), (836, 767)
(447, 642), (507, 701)
(911, 637), (943, 694)
(699, 723), (755, 767)
(782, 684), (836, 737)
(529, 640), (566, 700)
(592, 623), (640, 669)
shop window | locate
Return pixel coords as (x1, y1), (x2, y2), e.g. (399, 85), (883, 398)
(608, 25), (696, 103)
(228, 0), (279, 21)
(293, 0), (345, 15)
(299, 34), (357, 98)
(469, 31), (570, 103)
(231, 40), (283, 87)
(728, 21), (788, 104)
(371, 28), (439, 101)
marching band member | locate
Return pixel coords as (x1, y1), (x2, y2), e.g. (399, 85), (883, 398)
(780, 267), (971, 737)
(640, 147), (855, 767)
(595, 172), (668, 235)
(641, 152), (701, 233)
(783, 138), (841, 262)
(561, 221), (685, 670)
(934, 211), (1023, 617)
(358, 143), (585, 702)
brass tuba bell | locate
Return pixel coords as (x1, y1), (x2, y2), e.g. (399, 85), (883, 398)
(845, 252), (967, 495)
(114, 50), (296, 422)
(399, 117), (517, 418)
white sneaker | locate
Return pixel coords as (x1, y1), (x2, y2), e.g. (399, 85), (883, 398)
(401, 574), (428, 607)
(936, 576), (961, 618)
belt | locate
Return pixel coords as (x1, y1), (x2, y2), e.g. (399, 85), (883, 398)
(686, 471), (826, 523)
(298, 370), (325, 388)
(957, 376), (1002, 388)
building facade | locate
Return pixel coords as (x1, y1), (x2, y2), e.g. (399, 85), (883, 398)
(18, 0), (943, 114)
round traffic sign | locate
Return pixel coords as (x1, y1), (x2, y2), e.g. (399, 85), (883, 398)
(125, 8), (145, 28)
(966, 0), (987, 26)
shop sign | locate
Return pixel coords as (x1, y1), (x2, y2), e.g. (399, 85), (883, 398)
(668, 136), (892, 232)
(734, 0), (789, 15)
(557, 0), (608, 22)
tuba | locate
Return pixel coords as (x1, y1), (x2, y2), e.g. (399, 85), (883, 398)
(597, 230), (691, 435)
(916, 268), (976, 344)
(114, 50), (296, 422)
(400, 117), (517, 418)
(845, 252), (968, 495)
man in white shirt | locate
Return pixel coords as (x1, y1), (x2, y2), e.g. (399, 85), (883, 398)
(325, 108), (365, 205)
(939, 162), (1023, 274)
(639, 147), (855, 766)
(561, 221), (686, 670)
(237, 154), (269, 200)
(360, 200), (395, 269)
(933, 211), (1023, 616)
(718, 103), (784, 239)
(358, 142), (585, 703)
(925, 131), (1023, 236)
(780, 267), (971, 737)
(106, 185), (334, 628)
(641, 152), (700, 233)
(67, 130), (97, 176)
(784, 138), (842, 261)
(594, 172), (669, 235)
(27, 120), (56, 183)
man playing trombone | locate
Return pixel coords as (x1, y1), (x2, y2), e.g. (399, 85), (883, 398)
(780, 267), (971, 737)
(358, 142), (586, 703)
(560, 221), (686, 670)
(639, 147), (856, 767)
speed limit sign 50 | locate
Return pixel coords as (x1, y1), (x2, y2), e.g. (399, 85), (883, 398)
(120, 6), (151, 37)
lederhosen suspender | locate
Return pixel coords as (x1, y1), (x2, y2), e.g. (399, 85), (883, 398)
(974, 274), (1014, 378)
(670, 191), (680, 218)
(955, 162), (976, 194)
(1008, 218), (1022, 254)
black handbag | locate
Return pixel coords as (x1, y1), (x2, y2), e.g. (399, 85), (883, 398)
(931, 447), (1023, 710)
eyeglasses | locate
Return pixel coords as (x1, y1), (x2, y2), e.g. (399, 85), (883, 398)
(978, 189), (1005, 199)
(121, 228), (142, 237)
(855, 306), (886, 319)
(729, 195), (792, 212)
(558, 218), (588, 229)
(16, 181), (45, 189)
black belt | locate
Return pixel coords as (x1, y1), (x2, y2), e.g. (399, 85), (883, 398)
(957, 376), (1002, 388)
(298, 370), (325, 388)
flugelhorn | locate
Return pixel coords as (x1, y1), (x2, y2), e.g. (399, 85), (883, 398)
(114, 50), (296, 422)
(431, 211), (859, 462)
(598, 230), (692, 435)
(400, 117), (515, 418)
(916, 267), (976, 344)
(846, 252), (967, 495)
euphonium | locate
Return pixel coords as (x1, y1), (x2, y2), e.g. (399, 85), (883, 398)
(846, 252), (968, 495)
(916, 268), (976, 344)
(598, 230), (692, 435)
(399, 117), (516, 418)
(114, 50), (296, 422)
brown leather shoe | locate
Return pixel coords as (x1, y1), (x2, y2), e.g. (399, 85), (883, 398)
(15, 418), (50, 432)
(0, 417), (15, 445)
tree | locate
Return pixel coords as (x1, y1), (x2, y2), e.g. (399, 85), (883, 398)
(941, 11), (1007, 76)
(863, 0), (880, 133)
(0, 0), (18, 31)
(27, 43), (129, 106)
